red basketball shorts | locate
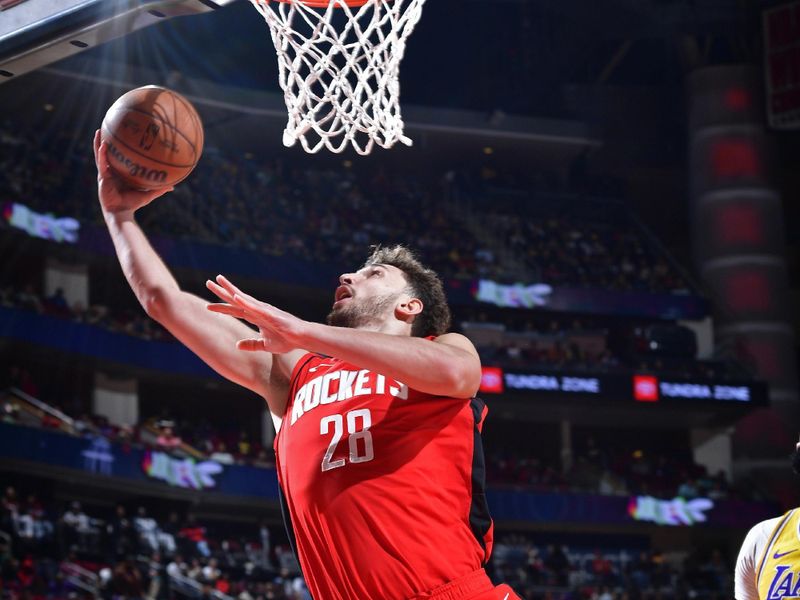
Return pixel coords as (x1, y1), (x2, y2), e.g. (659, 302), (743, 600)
(412, 569), (521, 600)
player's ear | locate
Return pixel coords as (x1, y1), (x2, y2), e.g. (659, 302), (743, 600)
(396, 297), (423, 320)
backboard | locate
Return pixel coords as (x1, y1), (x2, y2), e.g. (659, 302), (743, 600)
(0, 0), (237, 83)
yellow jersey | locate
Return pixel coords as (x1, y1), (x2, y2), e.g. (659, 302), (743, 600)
(757, 509), (800, 599)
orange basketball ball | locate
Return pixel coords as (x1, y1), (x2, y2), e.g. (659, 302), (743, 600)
(101, 85), (204, 191)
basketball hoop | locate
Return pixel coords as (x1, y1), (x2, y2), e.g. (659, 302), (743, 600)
(249, 0), (426, 155)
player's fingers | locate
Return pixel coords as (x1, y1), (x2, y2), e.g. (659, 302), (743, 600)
(93, 130), (101, 165)
(206, 303), (246, 318)
(96, 141), (113, 177)
(206, 280), (235, 303)
(216, 275), (261, 306)
(232, 292), (265, 313)
(214, 275), (245, 299)
(237, 338), (266, 352)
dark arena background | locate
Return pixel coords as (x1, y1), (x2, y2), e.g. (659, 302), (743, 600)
(1, 0), (799, 598)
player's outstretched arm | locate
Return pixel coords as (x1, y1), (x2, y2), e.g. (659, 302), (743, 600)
(93, 131), (295, 422)
(207, 276), (482, 399)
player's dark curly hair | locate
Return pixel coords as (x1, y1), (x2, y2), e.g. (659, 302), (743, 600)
(364, 245), (452, 338)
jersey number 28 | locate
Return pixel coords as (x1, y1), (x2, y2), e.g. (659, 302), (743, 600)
(320, 409), (374, 472)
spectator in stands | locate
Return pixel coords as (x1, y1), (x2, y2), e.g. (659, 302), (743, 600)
(1, 399), (19, 424)
(13, 495), (52, 556)
(210, 442), (235, 465)
(590, 549), (614, 587)
(676, 477), (700, 500)
(259, 520), (272, 569)
(1, 486), (19, 533)
(43, 288), (71, 318)
(199, 581), (215, 599)
(187, 557), (203, 580)
(166, 553), (186, 580)
(134, 506), (159, 553)
(627, 551), (653, 591)
(159, 511), (180, 556)
(14, 284), (43, 313)
(237, 432), (252, 458)
(543, 544), (570, 586)
(707, 471), (730, 500)
(60, 501), (91, 552)
(110, 558), (145, 598)
(155, 421), (182, 452)
(180, 515), (211, 558)
(107, 504), (136, 560)
(201, 557), (220, 584)
(0, 285), (13, 308)
(215, 570), (231, 595)
(145, 552), (168, 600)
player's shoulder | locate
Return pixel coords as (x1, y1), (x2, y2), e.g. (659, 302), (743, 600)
(740, 515), (785, 561)
(431, 332), (477, 349)
(735, 514), (787, 600)
(753, 514), (786, 539)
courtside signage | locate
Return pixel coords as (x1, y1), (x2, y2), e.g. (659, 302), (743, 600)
(479, 367), (504, 394)
(505, 373), (601, 394)
(480, 367), (600, 395)
(633, 375), (659, 402)
(660, 382), (750, 401)
(633, 374), (751, 402)
(480, 367), (764, 405)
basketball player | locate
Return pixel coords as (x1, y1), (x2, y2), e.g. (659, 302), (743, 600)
(735, 438), (800, 600)
(93, 131), (520, 600)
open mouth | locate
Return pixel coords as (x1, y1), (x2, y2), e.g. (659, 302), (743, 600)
(334, 286), (353, 304)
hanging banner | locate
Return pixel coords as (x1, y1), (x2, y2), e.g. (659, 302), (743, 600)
(764, 2), (800, 129)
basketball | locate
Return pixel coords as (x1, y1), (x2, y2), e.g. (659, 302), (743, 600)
(100, 85), (204, 191)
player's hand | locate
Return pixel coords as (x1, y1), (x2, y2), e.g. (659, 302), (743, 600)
(205, 275), (309, 354)
(93, 129), (173, 215)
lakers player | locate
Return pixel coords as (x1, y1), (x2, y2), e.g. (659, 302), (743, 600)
(735, 439), (800, 600)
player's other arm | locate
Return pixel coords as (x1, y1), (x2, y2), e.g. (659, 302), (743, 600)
(302, 327), (482, 399)
(206, 279), (481, 398)
(735, 518), (775, 600)
(93, 131), (286, 415)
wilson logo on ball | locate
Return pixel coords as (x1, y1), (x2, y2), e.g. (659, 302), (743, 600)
(107, 141), (168, 185)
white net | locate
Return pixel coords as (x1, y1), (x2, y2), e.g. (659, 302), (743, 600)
(250, 0), (426, 155)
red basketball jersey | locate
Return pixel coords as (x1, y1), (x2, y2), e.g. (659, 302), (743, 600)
(274, 349), (494, 600)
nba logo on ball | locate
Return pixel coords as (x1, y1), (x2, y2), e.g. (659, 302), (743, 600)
(140, 123), (160, 151)
(480, 367), (504, 394)
(633, 375), (659, 402)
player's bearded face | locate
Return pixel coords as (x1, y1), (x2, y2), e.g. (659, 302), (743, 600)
(326, 291), (400, 329)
